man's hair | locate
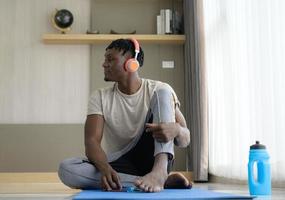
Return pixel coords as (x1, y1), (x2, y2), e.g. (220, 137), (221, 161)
(106, 39), (144, 67)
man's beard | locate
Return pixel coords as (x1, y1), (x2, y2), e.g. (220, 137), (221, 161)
(104, 77), (111, 82)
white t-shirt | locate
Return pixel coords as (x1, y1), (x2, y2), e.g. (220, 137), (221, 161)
(87, 78), (179, 161)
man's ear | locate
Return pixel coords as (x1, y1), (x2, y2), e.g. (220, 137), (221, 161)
(122, 60), (128, 71)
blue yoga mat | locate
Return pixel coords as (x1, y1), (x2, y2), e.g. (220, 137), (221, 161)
(73, 188), (254, 200)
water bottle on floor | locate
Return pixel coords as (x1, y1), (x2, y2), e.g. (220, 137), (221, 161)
(248, 141), (271, 195)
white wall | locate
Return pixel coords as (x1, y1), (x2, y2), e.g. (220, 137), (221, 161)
(0, 0), (188, 172)
(0, 0), (90, 123)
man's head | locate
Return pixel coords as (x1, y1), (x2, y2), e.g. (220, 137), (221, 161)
(102, 39), (144, 82)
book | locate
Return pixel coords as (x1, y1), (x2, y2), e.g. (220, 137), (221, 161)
(160, 9), (165, 34)
(165, 9), (172, 34)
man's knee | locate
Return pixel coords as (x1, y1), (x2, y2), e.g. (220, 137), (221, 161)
(58, 158), (80, 188)
(58, 157), (99, 189)
(152, 87), (175, 123)
(154, 88), (173, 104)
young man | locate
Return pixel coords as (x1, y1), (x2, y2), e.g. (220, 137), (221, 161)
(58, 39), (190, 192)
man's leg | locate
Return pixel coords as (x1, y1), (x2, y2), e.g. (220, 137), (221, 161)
(58, 157), (100, 189)
(58, 122), (157, 190)
(134, 87), (176, 192)
(58, 157), (138, 189)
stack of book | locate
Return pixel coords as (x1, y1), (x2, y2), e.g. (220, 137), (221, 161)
(157, 9), (183, 35)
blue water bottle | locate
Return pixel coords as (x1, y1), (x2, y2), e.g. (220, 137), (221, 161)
(248, 141), (271, 195)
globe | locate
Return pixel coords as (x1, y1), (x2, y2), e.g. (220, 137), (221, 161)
(52, 9), (74, 34)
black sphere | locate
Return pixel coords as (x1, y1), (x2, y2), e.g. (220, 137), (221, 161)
(54, 9), (73, 29)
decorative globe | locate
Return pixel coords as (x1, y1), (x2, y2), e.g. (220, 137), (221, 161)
(52, 9), (74, 34)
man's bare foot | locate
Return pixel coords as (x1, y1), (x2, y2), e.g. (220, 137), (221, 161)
(134, 169), (168, 192)
(134, 153), (169, 192)
(164, 172), (193, 189)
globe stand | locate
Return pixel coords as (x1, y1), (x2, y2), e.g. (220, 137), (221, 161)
(51, 21), (71, 34)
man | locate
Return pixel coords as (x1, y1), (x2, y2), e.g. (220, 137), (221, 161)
(58, 38), (190, 192)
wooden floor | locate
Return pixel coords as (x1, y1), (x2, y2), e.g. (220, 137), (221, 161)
(0, 173), (284, 200)
(0, 173), (78, 199)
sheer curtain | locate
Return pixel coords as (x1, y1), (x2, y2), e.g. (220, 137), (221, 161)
(184, 0), (208, 181)
(203, 0), (285, 184)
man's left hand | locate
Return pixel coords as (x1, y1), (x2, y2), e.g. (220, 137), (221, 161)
(145, 122), (180, 143)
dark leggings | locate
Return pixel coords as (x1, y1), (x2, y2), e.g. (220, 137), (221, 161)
(110, 115), (173, 176)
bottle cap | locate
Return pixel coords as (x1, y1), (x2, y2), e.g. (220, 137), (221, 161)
(250, 141), (266, 149)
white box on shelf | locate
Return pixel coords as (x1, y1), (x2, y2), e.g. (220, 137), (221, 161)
(157, 15), (162, 34)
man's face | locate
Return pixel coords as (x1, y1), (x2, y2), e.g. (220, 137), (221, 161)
(102, 48), (127, 82)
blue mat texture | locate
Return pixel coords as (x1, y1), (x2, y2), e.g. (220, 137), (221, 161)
(73, 188), (254, 200)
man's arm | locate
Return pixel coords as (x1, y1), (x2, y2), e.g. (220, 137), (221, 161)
(145, 107), (190, 147)
(173, 107), (190, 147)
(84, 114), (121, 190)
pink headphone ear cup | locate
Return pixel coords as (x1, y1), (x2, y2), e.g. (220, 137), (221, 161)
(125, 58), (139, 72)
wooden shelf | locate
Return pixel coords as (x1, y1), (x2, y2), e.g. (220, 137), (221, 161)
(42, 34), (186, 45)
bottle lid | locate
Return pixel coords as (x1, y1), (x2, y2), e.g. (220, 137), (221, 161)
(250, 141), (266, 149)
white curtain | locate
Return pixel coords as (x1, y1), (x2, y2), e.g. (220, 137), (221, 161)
(203, 0), (285, 184)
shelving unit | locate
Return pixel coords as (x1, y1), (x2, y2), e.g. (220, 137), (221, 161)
(42, 34), (186, 45)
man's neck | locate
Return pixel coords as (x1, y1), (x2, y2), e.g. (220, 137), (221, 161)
(118, 76), (142, 95)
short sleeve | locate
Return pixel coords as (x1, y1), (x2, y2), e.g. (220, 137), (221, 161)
(87, 90), (103, 115)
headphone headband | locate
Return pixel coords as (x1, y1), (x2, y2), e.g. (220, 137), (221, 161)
(130, 38), (140, 59)
(130, 38), (139, 52)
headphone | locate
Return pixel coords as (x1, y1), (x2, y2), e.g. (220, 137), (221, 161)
(124, 38), (140, 73)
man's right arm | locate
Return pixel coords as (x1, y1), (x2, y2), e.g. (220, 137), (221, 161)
(84, 114), (121, 191)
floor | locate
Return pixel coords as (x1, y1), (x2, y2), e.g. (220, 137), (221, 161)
(0, 173), (284, 200)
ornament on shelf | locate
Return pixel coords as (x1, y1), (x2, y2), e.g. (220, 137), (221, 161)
(51, 9), (74, 34)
